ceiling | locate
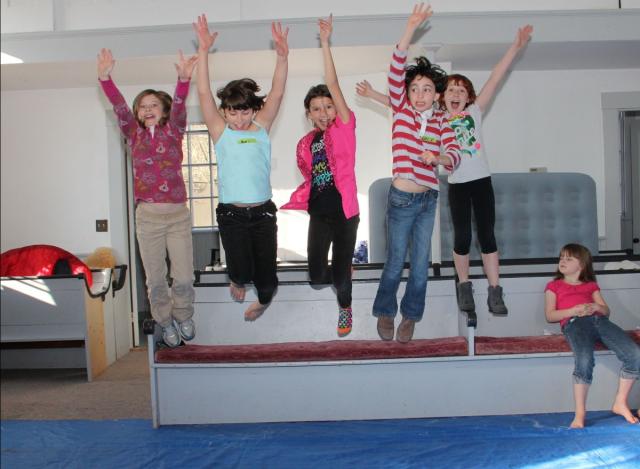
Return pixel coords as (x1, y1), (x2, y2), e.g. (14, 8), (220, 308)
(2, 9), (639, 90)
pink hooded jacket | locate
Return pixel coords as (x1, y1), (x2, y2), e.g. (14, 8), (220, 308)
(282, 111), (359, 219)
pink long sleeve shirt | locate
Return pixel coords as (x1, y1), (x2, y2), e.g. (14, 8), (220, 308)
(100, 78), (189, 203)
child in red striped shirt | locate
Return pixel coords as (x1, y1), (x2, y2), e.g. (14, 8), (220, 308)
(372, 3), (460, 343)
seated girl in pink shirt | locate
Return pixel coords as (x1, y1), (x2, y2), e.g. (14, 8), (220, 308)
(282, 15), (359, 337)
(545, 243), (640, 428)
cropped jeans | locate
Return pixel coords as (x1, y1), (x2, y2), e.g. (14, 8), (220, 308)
(373, 186), (438, 321)
(216, 200), (278, 305)
(563, 315), (640, 385)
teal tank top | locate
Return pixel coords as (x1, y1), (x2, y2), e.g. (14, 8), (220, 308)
(214, 124), (272, 204)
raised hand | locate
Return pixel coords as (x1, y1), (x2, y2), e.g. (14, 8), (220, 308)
(514, 24), (533, 50)
(97, 48), (115, 80)
(356, 80), (373, 98)
(271, 21), (289, 58)
(318, 14), (333, 45)
(407, 3), (433, 31)
(174, 49), (198, 81)
(193, 14), (218, 53)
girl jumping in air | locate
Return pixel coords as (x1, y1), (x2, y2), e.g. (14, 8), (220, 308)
(372, 3), (460, 343)
(193, 14), (289, 321)
(357, 25), (533, 316)
(97, 48), (198, 348)
(282, 15), (360, 337)
(545, 243), (640, 428)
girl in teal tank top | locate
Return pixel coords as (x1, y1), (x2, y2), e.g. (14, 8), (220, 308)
(194, 15), (289, 321)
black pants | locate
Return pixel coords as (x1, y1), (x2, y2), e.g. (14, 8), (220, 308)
(216, 200), (278, 305)
(448, 176), (497, 255)
(307, 213), (360, 308)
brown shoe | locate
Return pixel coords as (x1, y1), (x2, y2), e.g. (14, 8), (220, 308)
(376, 316), (394, 341)
(396, 317), (416, 343)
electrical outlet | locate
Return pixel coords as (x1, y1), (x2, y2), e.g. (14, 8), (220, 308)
(96, 219), (108, 232)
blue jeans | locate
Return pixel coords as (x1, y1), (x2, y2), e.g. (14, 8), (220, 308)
(563, 315), (640, 385)
(372, 186), (438, 321)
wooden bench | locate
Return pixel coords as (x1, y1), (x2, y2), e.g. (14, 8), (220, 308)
(1, 266), (127, 381)
(145, 268), (639, 427)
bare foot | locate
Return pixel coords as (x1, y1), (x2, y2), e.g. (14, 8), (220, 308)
(230, 283), (245, 302)
(244, 301), (268, 321)
(612, 402), (640, 424)
(570, 414), (585, 429)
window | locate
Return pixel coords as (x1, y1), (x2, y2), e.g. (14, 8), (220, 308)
(182, 124), (218, 227)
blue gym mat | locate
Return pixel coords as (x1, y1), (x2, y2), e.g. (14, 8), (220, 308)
(2, 411), (639, 468)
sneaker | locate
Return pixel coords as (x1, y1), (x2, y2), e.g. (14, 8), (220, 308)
(162, 323), (181, 348)
(456, 281), (475, 312)
(376, 316), (394, 341)
(176, 318), (196, 341)
(488, 285), (508, 315)
(396, 317), (416, 344)
(337, 307), (353, 337)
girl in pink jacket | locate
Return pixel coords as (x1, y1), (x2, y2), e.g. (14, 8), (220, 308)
(282, 15), (359, 337)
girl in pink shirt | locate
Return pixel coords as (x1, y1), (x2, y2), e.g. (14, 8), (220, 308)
(545, 243), (640, 428)
(98, 49), (198, 348)
(282, 15), (359, 337)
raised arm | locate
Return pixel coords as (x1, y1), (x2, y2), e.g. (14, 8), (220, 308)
(97, 48), (137, 140)
(255, 22), (289, 132)
(170, 50), (198, 132)
(475, 24), (533, 113)
(174, 49), (198, 84)
(398, 3), (432, 52)
(97, 48), (115, 82)
(193, 14), (225, 141)
(356, 80), (391, 107)
(318, 14), (350, 124)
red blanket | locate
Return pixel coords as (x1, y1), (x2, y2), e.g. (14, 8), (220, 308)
(1, 244), (93, 286)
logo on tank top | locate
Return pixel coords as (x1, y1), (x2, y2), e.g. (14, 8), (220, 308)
(237, 138), (257, 144)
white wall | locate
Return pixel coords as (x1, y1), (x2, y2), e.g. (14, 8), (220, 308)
(467, 68), (640, 246)
(0, 86), (111, 254)
(2, 64), (639, 257)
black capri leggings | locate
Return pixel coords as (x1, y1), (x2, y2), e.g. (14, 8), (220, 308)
(448, 176), (498, 256)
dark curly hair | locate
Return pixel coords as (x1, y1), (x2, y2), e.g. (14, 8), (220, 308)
(405, 56), (448, 94)
(132, 89), (172, 127)
(216, 78), (266, 111)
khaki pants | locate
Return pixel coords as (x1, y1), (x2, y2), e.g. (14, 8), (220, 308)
(135, 204), (195, 327)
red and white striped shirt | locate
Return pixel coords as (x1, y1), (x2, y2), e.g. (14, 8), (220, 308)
(388, 47), (460, 190)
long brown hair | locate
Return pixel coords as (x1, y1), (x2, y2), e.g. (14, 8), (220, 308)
(554, 243), (596, 282)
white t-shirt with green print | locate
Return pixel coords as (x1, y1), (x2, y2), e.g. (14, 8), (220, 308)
(446, 103), (492, 184)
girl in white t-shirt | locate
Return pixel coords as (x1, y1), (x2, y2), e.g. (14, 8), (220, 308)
(356, 25), (533, 316)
